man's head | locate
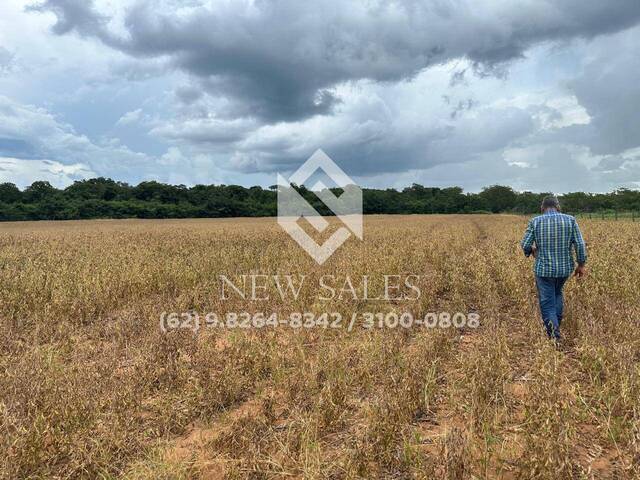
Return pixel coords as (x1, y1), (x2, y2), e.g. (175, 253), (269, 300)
(541, 195), (561, 212)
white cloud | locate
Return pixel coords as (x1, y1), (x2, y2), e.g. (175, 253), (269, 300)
(115, 108), (143, 126)
(0, 157), (94, 188)
(0, 95), (152, 182)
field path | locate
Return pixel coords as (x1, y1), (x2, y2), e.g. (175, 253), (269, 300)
(412, 216), (632, 479)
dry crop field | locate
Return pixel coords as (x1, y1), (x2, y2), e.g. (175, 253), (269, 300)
(1, 215), (639, 479)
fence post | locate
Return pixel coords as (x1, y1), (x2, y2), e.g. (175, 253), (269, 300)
(615, 211), (618, 221)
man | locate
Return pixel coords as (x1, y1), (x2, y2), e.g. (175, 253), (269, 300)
(521, 196), (587, 341)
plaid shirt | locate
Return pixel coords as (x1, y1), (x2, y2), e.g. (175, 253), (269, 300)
(521, 210), (587, 278)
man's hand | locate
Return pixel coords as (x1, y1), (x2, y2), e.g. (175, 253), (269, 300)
(574, 264), (587, 278)
(531, 245), (537, 258)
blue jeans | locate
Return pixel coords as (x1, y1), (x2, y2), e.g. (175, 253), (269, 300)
(535, 276), (568, 340)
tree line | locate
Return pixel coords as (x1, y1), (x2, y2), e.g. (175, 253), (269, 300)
(0, 178), (639, 221)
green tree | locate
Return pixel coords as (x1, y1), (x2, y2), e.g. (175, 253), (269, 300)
(23, 181), (59, 203)
(479, 185), (518, 213)
(0, 183), (21, 203)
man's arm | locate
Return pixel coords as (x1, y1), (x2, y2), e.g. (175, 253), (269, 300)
(521, 219), (536, 257)
(572, 218), (587, 277)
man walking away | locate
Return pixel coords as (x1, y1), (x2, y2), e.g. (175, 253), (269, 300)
(521, 196), (587, 342)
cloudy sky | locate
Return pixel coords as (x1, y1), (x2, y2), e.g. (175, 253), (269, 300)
(1, 0), (640, 192)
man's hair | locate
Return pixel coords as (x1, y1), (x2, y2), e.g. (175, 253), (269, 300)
(541, 195), (560, 211)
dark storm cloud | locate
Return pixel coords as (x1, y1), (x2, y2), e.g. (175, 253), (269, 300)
(222, 104), (535, 176)
(27, 0), (109, 37)
(174, 85), (203, 105)
(568, 38), (640, 156)
(593, 156), (625, 172)
(30, 0), (640, 122)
